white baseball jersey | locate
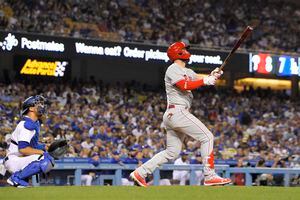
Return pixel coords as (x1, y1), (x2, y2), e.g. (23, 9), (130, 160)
(4, 117), (43, 173)
(6, 117), (40, 157)
(164, 63), (198, 108)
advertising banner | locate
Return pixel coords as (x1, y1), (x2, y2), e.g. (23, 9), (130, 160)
(14, 55), (71, 79)
(0, 31), (249, 72)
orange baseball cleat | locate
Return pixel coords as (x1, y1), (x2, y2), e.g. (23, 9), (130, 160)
(130, 171), (148, 187)
(204, 174), (232, 186)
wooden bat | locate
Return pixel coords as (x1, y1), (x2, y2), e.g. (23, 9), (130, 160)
(219, 26), (253, 70)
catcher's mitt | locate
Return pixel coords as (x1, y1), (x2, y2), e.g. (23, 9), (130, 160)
(48, 139), (68, 159)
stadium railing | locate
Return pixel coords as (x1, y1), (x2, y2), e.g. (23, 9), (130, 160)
(32, 162), (300, 187)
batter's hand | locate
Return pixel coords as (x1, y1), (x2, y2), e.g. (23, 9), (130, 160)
(210, 67), (223, 79)
(203, 75), (217, 85)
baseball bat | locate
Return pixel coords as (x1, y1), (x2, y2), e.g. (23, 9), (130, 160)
(219, 26), (253, 70)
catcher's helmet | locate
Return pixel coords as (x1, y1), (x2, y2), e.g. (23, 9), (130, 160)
(167, 41), (191, 61)
(21, 95), (48, 116)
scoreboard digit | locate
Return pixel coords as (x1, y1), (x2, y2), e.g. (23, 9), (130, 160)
(276, 56), (300, 76)
(249, 53), (275, 74)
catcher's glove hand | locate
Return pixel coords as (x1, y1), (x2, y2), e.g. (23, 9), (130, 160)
(48, 139), (68, 160)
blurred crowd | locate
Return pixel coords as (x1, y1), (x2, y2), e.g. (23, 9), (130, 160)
(0, 81), (299, 173)
(0, 0), (299, 53)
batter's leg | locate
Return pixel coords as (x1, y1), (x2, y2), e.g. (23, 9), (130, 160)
(131, 129), (184, 186)
(177, 109), (231, 185)
(176, 109), (214, 176)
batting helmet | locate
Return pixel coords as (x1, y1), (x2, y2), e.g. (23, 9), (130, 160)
(167, 41), (191, 61)
(21, 95), (48, 116)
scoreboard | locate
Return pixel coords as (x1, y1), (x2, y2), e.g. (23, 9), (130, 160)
(249, 53), (300, 76)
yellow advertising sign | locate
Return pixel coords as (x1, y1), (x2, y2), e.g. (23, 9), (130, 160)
(20, 59), (67, 77)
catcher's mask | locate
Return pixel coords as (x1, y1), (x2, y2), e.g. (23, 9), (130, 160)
(21, 95), (49, 117)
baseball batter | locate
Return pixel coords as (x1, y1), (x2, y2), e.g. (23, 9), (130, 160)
(3, 95), (55, 187)
(130, 42), (231, 186)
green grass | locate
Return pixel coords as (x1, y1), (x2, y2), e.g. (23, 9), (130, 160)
(0, 186), (300, 200)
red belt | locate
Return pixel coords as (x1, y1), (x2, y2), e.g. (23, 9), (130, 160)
(168, 105), (175, 109)
(168, 105), (189, 109)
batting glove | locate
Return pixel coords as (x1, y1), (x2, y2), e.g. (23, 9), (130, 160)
(210, 67), (223, 79)
(203, 75), (217, 85)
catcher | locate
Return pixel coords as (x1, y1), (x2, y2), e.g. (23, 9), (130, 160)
(3, 95), (68, 187)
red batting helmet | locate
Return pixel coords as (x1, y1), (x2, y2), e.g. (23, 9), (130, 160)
(167, 41), (191, 61)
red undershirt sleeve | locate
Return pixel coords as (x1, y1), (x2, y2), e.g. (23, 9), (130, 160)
(175, 79), (205, 90)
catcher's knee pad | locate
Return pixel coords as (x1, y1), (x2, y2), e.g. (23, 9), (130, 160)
(15, 157), (54, 180)
(40, 155), (55, 173)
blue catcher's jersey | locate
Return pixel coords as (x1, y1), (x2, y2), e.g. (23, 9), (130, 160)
(7, 116), (44, 157)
